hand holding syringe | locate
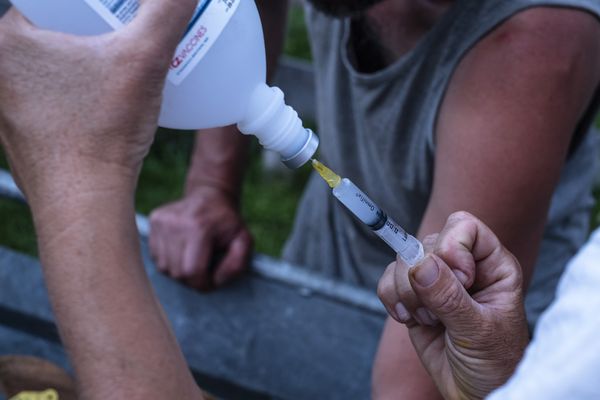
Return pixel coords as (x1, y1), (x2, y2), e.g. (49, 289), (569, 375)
(312, 160), (424, 266)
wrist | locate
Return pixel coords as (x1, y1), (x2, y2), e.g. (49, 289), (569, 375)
(185, 126), (249, 203)
(26, 160), (139, 214)
(184, 178), (241, 205)
(29, 163), (138, 242)
(33, 186), (138, 261)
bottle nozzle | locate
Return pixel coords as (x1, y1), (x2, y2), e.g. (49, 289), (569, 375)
(238, 84), (319, 169)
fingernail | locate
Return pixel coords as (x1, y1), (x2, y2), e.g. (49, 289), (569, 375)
(453, 270), (469, 286)
(416, 308), (436, 326)
(394, 303), (411, 322)
(412, 256), (439, 287)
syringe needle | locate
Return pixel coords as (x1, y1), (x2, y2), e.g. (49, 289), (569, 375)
(312, 159), (424, 266)
(312, 159), (341, 188)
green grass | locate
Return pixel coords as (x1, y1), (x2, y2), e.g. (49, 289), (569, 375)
(0, 151), (37, 255)
(0, 198), (37, 256)
(285, 5), (312, 61)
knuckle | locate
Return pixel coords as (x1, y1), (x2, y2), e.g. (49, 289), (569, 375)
(394, 275), (420, 310)
(434, 238), (453, 258)
(422, 233), (438, 248)
(503, 253), (523, 289)
(437, 219), (479, 254)
(445, 213), (481, 236)
(376, 279), (392, 303)
(456, 218), (480, 236)
(377, 263), (396, 301)
(435, 239), (467, 267)
(448, 210), (475, 224)
(435, 284), (467, 315)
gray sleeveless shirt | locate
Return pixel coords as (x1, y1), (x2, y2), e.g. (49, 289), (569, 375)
(283, 0), (600, 325)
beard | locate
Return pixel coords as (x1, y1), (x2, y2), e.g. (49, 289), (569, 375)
(306, 0), (386, 17)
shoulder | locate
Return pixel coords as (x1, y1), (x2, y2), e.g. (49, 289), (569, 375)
(500, 5), (600, 40)
(445, 6), (600, 115)
(474, 6), (600, 74)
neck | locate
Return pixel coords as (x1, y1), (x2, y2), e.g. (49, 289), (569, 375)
(364, 0), (455, 59)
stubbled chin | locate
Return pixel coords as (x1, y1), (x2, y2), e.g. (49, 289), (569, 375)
(306, 0), (384, 17)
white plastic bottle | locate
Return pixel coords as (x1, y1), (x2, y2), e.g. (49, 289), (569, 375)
(8, 0), (319, 168)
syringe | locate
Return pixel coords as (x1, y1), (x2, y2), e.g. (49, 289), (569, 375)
(312, 160), (424, 266)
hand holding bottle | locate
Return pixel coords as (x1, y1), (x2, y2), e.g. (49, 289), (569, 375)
(0, 1), (195, 211)
(9, 0), (318, 167)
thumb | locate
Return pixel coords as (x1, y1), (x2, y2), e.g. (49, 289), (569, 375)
(128, 0), (197, 52)
(409, 254), (480, 333)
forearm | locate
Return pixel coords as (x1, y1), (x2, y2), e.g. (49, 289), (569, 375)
(186, 127), (251, 201)
(33, 176), (202, 399)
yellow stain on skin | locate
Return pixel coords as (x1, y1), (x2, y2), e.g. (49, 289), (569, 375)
(312, 159), (341, 189)
(10, 389), (59, 400)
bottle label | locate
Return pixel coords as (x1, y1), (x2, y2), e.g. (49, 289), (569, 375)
(83, 0), (240, 85)
(83, 0), (140, 26)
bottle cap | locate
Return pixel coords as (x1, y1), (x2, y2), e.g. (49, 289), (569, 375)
(281, 129), (320, 169)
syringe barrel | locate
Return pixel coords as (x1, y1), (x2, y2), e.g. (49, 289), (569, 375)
(374, 218), (424, 266)
(332, 178), (424, 266)
(332, 179), (386, 228)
